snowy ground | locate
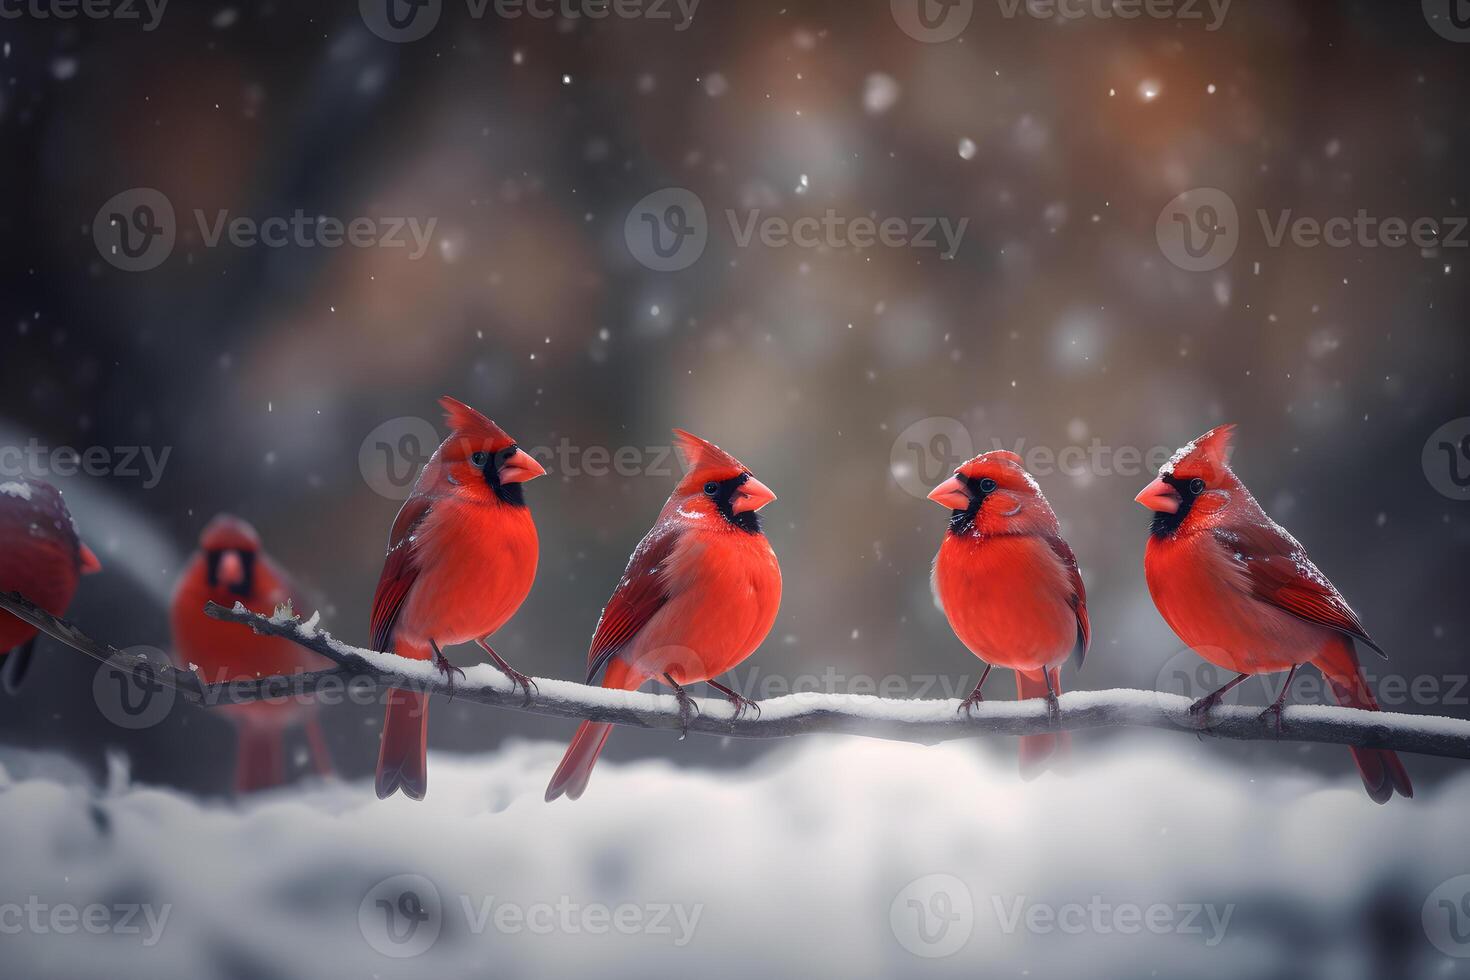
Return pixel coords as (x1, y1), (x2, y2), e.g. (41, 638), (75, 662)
(1, 737), (1468, 980)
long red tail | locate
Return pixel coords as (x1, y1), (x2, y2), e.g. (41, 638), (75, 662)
(376, 689), (429, 800)
(1313, 639), (1412, 804)
(234, 725), (287, 794)
(545, 660), (636, 802)
(1015, 668), (1069, 779)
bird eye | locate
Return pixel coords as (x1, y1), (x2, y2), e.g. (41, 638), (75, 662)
(979, 477), (998, 494)
(471, 451), (490, 468)
(703, 481), (719, 496)
(1189, 478), (1206, 494)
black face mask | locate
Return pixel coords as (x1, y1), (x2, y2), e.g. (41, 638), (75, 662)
(205, 548), (257, 598)
(703, 473), (762, 534)
(1149, 475), (1207, 538)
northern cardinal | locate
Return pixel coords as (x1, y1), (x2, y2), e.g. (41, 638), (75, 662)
(545, 430), (781, 802)
(172, 514), (335, 793)
(370, 396), (546, 800)
(928, 451), (1090, 777)
(0, 479), (102, 693)
(1136, 424), (1412, 803)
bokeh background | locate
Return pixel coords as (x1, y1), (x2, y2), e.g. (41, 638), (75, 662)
(1, 0), (1469, 976)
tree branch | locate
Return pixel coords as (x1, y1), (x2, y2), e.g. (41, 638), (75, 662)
(4, 590), (1470, 760)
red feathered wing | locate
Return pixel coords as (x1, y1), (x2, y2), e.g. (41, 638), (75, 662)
(370, 495), (432, 653)
(1218, 524), (1385, 658)
(585, 522), (681, 683)
(1044, 533), (1090, 666)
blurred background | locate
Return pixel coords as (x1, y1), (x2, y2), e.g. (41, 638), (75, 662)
(1, 1), (1469, 974)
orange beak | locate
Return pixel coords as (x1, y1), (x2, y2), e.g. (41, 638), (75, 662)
(217, 550), (246, 588)
(79, 543), (102, 575)
(498, 447), (547, 484)
(927, 475), (971, 511)
(731, 475), (777, 514)
(1135, 478), (1182, 514)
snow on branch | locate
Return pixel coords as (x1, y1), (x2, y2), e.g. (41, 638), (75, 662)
(5, 589), (1470, 761)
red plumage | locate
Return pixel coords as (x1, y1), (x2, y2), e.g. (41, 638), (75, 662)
(928, 452), (1089, 777)
(545, 430), (781, 802)
(1137, 425), (1411, 803)
(370, 396), (544, 800)
(0, 479), (101, 692)
(171, 514), (334, 792)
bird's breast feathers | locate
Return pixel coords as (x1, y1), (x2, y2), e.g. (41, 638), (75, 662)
(619, 521), (781, 683)
(397, 497), (539, 646)
(1145, 528), (1322, 672)
(934, 532), (1077, 669)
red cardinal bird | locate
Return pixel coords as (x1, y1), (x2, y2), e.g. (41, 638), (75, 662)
(370, 396), (545, 800)
(1136, 425), (1412, 803)
(172, 514), (335, 793)
(928, 452), (1090, 777)
(0, 479), (102, 692)
(545, 430), (781, 802)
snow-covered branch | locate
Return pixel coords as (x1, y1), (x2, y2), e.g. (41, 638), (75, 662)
(5, 590), (1470, 760)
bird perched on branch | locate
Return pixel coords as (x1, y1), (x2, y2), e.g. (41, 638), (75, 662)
(172, 514), (334, 793)
(928, 451), (1090, 777)
(1136, 424), (1412, 803)
(545, 430), (781, 802)
(0, 478), (102, 693)
(370, 396), (545, 801)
